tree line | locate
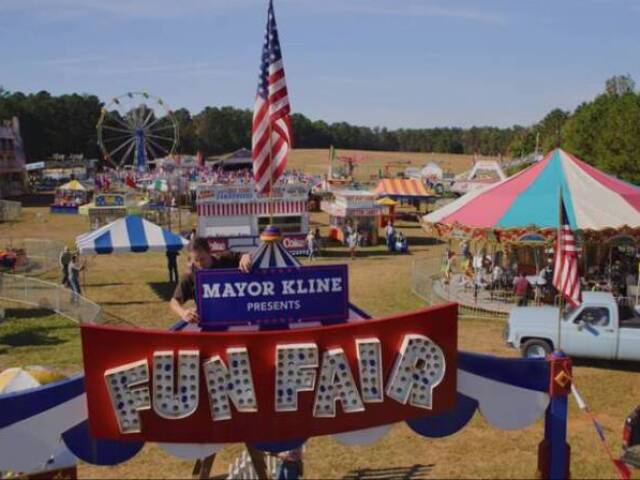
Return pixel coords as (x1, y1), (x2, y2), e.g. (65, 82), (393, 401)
(1, 74), (639, 182)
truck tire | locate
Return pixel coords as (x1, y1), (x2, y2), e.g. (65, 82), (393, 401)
(521, 339), (552, 359)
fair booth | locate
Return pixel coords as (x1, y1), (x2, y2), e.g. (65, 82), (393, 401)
(196, 182), (310, 253)
(321, 190), (382, 246)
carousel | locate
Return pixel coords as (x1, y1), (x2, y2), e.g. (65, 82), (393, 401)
(423, 148), (640, 311)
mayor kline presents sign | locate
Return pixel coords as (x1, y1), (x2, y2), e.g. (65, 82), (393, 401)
(196, 265), (349, 328)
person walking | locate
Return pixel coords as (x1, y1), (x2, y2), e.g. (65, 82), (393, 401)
(347, 230), (359, 260)
(68, 254), (84, 304)
(306, 230), (316, 261)
(314, 227), (322, 256)
(166, 250), (179, 283)
(513, 272), (530, 306)
(386, 221), (396, 252)
(59, 246), (72, 287)
(275, 447), (303, 480)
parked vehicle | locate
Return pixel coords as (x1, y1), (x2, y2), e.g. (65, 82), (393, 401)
(621, 405), (640, 469)
(506, 292), (640, 360)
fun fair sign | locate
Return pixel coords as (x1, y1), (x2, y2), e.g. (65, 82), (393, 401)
(80, 304), (457, 443)
(196, 265), (349, 328)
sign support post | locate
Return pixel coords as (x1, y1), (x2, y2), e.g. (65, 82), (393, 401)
(537, 352), (572, 479)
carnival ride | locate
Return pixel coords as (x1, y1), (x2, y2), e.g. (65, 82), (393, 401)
(97, 92), (178, 171)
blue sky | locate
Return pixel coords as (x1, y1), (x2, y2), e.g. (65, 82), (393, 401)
(1, 0), (640, 129)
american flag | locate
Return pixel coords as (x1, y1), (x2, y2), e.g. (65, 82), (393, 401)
(553, 194), (581, 306)
(252, 0), (292, 194)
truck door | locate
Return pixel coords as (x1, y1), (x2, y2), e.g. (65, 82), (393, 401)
(564, 306), (617, 359)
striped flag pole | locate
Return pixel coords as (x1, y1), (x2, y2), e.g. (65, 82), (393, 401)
(556, 187), (563, 351)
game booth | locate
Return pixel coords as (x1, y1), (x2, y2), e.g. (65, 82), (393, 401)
(0, 224), (586, 480)
(376, 196), (398, 229)
(321, 190), (382, 246)
(85, 192), (137, 230)
(196, 182), (310, 254)
(49, 180), (91, 215)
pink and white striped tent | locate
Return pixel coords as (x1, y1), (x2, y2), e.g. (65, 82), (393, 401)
(424, 149), (640, 233)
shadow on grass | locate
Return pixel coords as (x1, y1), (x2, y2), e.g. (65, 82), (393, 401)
(86, 282), (129, 287)
(0, 324), (74, 347)
(148, 282), (176, 302)
(100, 299), (165, 306)
(405, 236), (443, 246)
(320, 249), (404, 259)
(6, 193), (54, 207)
(573, 358), (640, 373)
(4, 308), (54, 319)
(342, 464), (434, 480)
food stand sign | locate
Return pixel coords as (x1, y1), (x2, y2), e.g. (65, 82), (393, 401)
(80, 303), (457, 443)
(95, 194), (125, 207)
(196, 265), (349, 328)
(197, 184), (309, 203)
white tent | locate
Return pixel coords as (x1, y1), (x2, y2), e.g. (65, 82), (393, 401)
(420, 161), (443, 179)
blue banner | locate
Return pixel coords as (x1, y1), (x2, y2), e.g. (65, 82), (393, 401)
(196, 265), (349, 328)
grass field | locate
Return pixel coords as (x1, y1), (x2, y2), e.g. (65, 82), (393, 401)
(0, 150), (638, 478)
(288, 148), (488, 181)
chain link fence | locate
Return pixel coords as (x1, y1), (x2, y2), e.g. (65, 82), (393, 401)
(0, 200), (22, 222)
(0, 237), (66, 275)
(0, 272), (102, 324)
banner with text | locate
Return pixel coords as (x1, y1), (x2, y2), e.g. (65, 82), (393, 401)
(196, 265), (349, 328)
(80, 304), (457, 444)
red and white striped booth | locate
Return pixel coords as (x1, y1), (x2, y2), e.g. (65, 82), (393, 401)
(196, 183), (310, 253)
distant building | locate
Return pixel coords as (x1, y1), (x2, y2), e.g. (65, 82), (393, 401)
(0, 117), (27, 197)
(208, 148), (253, 172)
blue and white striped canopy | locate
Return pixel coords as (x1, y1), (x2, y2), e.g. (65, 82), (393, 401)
(250, 239), (300, 269)
(76, 216), (188, 255)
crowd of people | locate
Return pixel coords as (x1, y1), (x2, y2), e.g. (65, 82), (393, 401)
(441, 241), (559, 306)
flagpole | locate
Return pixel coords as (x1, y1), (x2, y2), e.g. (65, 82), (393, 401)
(268, 121), (274, 225)
(555, 186), (563, 352)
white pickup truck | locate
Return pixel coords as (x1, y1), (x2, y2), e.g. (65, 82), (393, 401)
(506, 292), (640, 360)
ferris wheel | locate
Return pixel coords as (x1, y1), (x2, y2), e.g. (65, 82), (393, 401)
(97, 92), (178, 170)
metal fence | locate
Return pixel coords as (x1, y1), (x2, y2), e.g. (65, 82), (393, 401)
(0, 237), (65, 275)
(411, 257), (510, 321)
(0, 200), (22, 222)
(227, 450), (280, 479)
(0, 272), (102, 324)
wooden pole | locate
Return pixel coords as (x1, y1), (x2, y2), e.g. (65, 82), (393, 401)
(191, 454), (216, 480)
(246, 444), (269, 480)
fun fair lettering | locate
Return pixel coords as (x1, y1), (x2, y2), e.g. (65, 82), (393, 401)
(104, 335), (446, 434)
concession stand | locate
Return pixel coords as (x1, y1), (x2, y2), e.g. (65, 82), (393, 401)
(321, 190), (382, 246)
(195, 182), (310, 253)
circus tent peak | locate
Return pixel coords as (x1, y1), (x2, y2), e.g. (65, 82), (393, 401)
(424, 148), (640, 231)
